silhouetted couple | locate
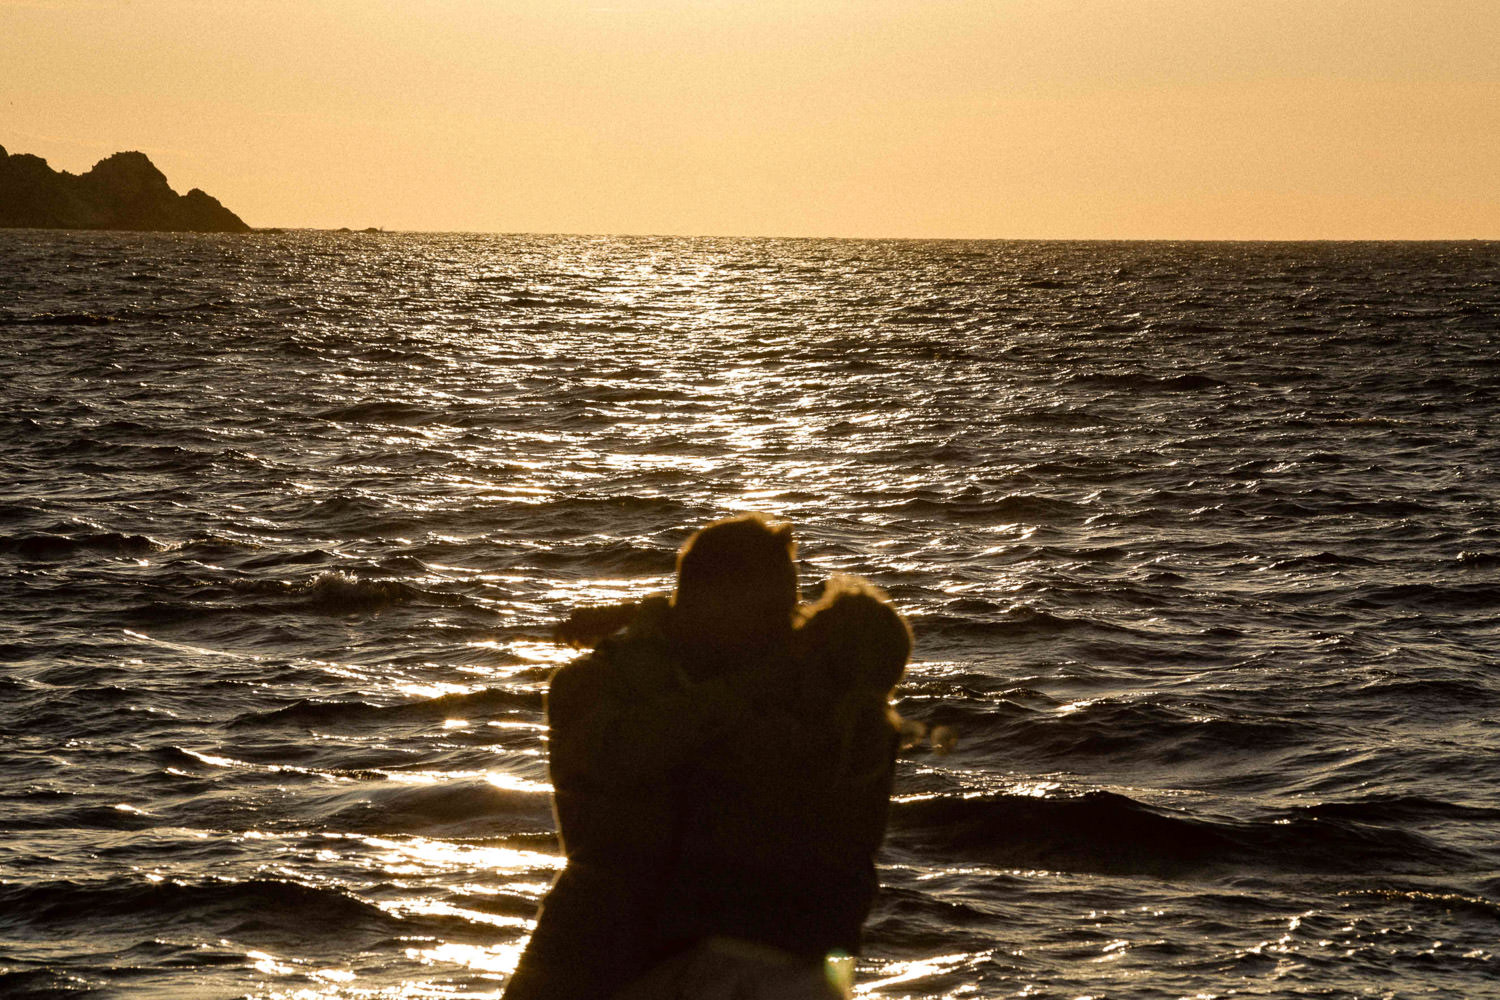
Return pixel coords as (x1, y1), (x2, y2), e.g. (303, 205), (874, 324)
(503, 514), (910, 1000)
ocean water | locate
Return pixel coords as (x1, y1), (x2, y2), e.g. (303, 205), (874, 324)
(2, 231), (1498, 1000)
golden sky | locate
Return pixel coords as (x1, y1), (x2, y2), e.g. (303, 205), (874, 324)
(3, 0), (1496, 237)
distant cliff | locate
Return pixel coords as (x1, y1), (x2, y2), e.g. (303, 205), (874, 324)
(0, 146), (250, 233)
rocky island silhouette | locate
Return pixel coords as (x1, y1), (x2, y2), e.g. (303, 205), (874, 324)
(0, 146), (249, 232)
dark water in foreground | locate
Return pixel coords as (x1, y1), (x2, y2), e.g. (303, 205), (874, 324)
(2, 232), (1499, 999)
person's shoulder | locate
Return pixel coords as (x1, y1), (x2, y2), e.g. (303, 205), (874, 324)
(624, 594), (673, 640)
(551, 595), (681, 704)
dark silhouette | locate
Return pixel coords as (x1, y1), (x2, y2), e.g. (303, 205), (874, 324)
(0, 146), (250, 232)
(624, 576), (909, 1000)
(505, 515), (909, 1000)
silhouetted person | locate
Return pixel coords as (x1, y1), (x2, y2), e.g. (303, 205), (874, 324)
(503, 514), (800, 1000)
(620, 576), (910, 1000)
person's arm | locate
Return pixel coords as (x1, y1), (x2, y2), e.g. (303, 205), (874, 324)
(552, 601), (643, 647)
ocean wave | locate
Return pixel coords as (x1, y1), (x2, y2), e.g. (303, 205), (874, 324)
(526, 537), (677, 575)
(1006, 405), (1119, 428)
(0, 311), (120, 326)
(288, 493), (391, 520)
(315, 400), (444, 424)
(1289, 795), (1500, 824)
(350, 346), (441, 366)
(912, 606), (1152, 643)
(888, 790), (1238, 876)
(322, 778), (553, 834)
(234, 547), (336, 570)
(230, 686), (541, 728)
(1264, 550), (1375, 570)
(980, 698), (1308, 763)
(1334, 886), (1500, 922)
(501, 292), (597, 309)
(1345, 582), (1500, 612)
(1067, 371), (1226, 392)
(891, 493), (1090, 523)
(228, 571), (463, 614)
(887, 790), (1469, 876)
(0, 968), (106, 999)
(0, 802), (161, 832)
(860, 885), (1007, 953)
(0, 876), (425, 935)
(1347, 675), (1497, 708)
(459, 494), (702, 534)
(0, 530), (167, 560)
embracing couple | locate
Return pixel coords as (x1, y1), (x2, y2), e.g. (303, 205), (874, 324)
(503, 514), (911, 1000)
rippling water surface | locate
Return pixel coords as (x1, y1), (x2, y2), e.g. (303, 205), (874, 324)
(2, 232), (1499, 999)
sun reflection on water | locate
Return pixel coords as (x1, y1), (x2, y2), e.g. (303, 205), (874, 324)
(539, 577), (670, 604)
(855, 951), (989, 995)
(361, 835), (561, 876)
(389, 681), (477, 700)
(492, 639), (575, 671)
(386, 896), (532, 930)
(406, 941), (526, 976)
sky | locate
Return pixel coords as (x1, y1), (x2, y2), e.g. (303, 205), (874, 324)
(2, 0), (1497, 238)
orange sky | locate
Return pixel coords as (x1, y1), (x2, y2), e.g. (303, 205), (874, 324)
(3, 0), (1497, 237)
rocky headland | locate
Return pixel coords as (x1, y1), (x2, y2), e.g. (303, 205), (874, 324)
(0, 146), (250, 233)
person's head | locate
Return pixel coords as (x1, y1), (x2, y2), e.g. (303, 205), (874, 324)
(798, 575), (911, 696)
(670, 513), (799, 663)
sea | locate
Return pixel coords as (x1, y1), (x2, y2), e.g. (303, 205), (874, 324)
(2, 231), (1498, 1000)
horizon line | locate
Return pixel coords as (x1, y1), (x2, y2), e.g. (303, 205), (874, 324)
(243, 227), (1500, 243)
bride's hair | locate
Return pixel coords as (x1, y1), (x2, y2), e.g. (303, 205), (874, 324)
(797, 575), (910, 695)
(796, 575), (912, 779)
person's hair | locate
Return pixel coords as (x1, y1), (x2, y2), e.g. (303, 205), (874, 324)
(670, 513), (799, 666)
(797, 575), (911, 695)
(796, 575), (912, 781)
(675, 513), (797, 607)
